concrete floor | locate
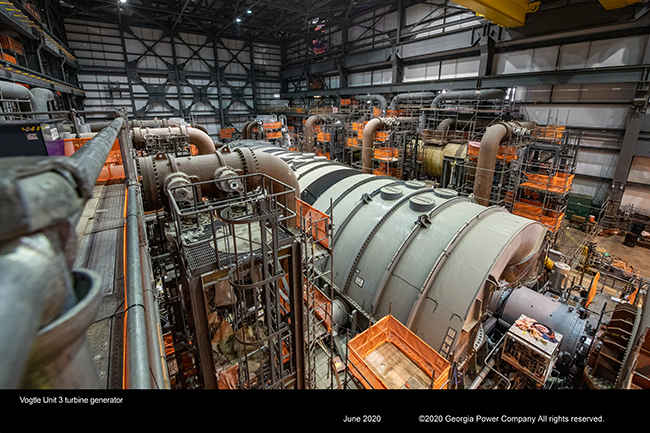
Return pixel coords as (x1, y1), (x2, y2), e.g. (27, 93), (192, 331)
(555, 223), (650, 279)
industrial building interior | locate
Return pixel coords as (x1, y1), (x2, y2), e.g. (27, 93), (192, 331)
(2, 0), (650, 405)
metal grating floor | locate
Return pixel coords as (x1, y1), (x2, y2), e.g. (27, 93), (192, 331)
(181, 222), (296, 276)
(75, 181), (126, 389)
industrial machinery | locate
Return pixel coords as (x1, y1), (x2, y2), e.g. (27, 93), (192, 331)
(1, 84), (646, 391)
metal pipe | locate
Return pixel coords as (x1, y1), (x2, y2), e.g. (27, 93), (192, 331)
(0, 118), (125, 388)
(0, 231), (74, 388)
(123, 182), (152, 389)
(245, 120), (257, 140)
(304, 114), (322, 153)
(241, 120), (253, 139)
(361, 117), (418, 174)
(361, 117), (383, 174)
(430, 88), (506, 108)
(389, 92), (436, 110)
(131, 125), (216, 155)
(138, 143), (300, 216)
(140, 217), (170, 389)
(473, 121), (535, 206)
(358, 94), (388, 116)
(70, 117), (125, 197)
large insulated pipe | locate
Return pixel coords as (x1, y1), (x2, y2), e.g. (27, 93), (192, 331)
(29, 88), (54, 119)
(361, 117), (418, 174)
(473, 121), (535, 206)
(389, 92), (436, 110)
(241, 120), (253, 139)
(357, 94), (388, 116)
(138, 143), (300, 218)
(431, 88), (506, 108)
(131, 125), (216, 155)
(304, 114), (323, 153)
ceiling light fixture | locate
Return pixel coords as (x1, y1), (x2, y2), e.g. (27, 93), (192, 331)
(236, 17), (241, 22)
(246, 9), (252, 14)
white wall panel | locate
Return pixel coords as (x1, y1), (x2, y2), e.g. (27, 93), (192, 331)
(628, 156), (650, 185)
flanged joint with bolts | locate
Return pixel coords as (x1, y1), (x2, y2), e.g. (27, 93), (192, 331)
(214, 166), (245, 194)
(163, 172), (194, 204)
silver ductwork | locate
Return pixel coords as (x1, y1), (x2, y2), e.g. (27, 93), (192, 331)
(357, 94), (388, 116)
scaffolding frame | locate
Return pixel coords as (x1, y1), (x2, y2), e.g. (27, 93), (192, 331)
(297, 199), (337, 389)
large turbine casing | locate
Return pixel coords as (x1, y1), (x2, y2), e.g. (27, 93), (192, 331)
(232, 141), (547, 362)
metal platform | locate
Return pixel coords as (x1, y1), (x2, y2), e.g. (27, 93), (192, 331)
(74, 181), (126, 389)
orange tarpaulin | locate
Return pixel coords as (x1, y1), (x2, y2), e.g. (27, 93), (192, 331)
(373, 147), (398, 161)
(512, 200), (564, 232)
(467, 141), (518, 162)
(347, 315), (450, 390)
(520, 172), (574, 194)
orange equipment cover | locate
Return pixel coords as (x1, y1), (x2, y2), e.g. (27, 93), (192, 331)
(532, 125), (565, 144)
(347, 315), (450, 390)
(373, 147), (398, 161)
(219, 128), (234, 139)
(64, 137), (124, 181)
(512, 200), (564, 232)
(520, 172), (574, 194)
(296, 198), (330, 248)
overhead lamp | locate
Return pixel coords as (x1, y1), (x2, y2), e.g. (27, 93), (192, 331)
(120, 0), (127, 3)
(236, 18), (241, 22)
(246, 9), (252, 14)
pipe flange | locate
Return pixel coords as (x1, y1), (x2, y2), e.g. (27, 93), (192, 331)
(163, 172), (194, 204)
(214, 166), (244, 195)
(234, 146), (260, 190)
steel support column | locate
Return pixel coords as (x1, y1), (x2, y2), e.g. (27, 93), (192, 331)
(610, 108), (646, 206)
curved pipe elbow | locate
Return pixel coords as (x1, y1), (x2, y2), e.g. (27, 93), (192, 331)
(389, 92), (436, 110)
(474, 123), (510, 206)
(254, 150), (300, 221)
(304, 114), (322, 153)
(361, 117), (384, 174)
(132, 126), (216, 155)
(186, 127), (216, 155)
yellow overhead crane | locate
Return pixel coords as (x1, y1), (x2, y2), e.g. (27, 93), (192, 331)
(451, 0), (644, 27)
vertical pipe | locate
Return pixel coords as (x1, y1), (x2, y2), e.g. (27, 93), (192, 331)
(304, 114), (321, 153)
